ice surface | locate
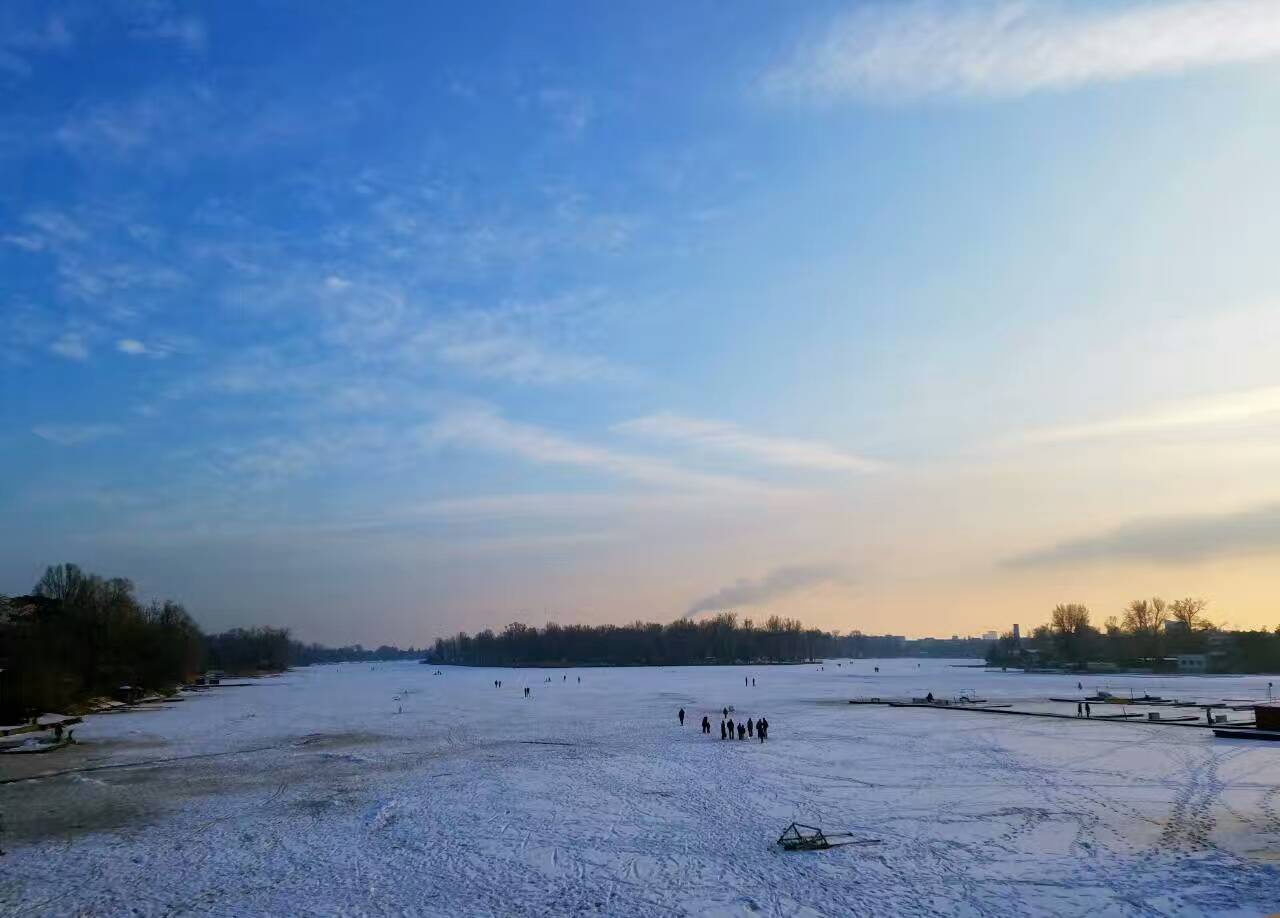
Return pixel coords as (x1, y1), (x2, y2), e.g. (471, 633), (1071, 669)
(3, 659), (1280, 916)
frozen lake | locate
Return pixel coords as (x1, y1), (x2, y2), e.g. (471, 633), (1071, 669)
(5, 659), (1280, 916)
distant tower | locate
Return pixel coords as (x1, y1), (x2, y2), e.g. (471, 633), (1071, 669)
(1012, 623), (1021, 643)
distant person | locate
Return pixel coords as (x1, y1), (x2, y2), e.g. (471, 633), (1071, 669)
(1077, 702), (1083, 718)
(874, 666), (879, 673)
(752, 678), (756, 686)
(727, 718), (735, 738)
(720, 720), (727, 740)
(1085, 703), (1092, 718)
(737, 723), (746, 740)
(577, 676), (581, 683)
(746, 676), (749, 687)
(925, 692), (934, 703)
(723, 707), (729, 720)
(702, 716), (711, 734)
(758, 717), (768, 741)
(1077, 682), (1083, 691)
(746, 718), (754, 737)
(678, 708), (685, 726)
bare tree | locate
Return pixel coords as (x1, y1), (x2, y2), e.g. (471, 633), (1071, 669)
(1170, 597), (1211, 631)
(1122, 598), (1164, 636)
(1051, 603), (1091, 635)
(1123, 597), (1166, 658)
(1049, 603), (1092, 661)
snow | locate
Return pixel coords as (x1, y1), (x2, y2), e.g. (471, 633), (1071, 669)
(4, 659), (1280, 916)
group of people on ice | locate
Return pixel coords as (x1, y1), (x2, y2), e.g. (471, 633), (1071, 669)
(495, 674), (582, 695)
(677, 706), (769, 742)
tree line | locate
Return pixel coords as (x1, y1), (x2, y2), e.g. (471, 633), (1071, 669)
(423, 613), (988, 667)
(986, 596), (1280, 672)
(0, 563), (419, 721)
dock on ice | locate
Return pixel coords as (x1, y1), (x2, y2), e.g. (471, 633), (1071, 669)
(851, 696), (1265, 731)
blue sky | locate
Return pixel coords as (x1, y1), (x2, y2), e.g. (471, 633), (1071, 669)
(5, 1), (1280, 644)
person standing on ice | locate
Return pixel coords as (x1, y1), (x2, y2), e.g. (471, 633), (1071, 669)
(702, 715), (711, 734)
(737, 722), (746, 740)
(752, 678), (755, 686)
(727, 717), (735, 738)
(722, 706), (728, 720)
(678, 708), (685, 726)
(720, 720), (727, 739)
(1077, 702), (1083, 718)
(1085, 703), (1092, 718)
(746, 718), (754, 738)
(758, 717), (769, 741)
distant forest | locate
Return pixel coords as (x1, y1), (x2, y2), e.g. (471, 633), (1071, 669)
(0, 563), (420, 721)
(423, 616), (988, 667)
(1, 563), (993, 718)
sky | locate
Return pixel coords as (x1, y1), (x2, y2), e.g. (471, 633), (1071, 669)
(4, 0), (1280, 646)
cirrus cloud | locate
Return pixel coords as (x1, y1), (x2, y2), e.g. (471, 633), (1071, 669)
(615, 412), (882, 472)
(32, 422), (123, 446)
(763, 0), (1280, 103)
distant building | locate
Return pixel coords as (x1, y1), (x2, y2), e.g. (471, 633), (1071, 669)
(1012, 624), (1020, 642)
(1177, 654), (1207, 672)
(983, 631), (998, 641)
(1165, 620), (1190, 635)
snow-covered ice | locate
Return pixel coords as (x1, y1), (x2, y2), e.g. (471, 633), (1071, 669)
(4, 659), (1280, 916)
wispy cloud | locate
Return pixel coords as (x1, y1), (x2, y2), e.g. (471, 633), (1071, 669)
(421, 408), (789, 495)
(2, 232), (47, 251)
(537, 88), (594, 140)
(313, 278), (626, 385)
(1022, 385), (1280, 443)
(128, 14), (207, 52)
(615, 412), (882, 472)
(24, 209), (86, 244)
(400, 490), (766, 523)
(1007, 502), (1280, 567)
(762, 0), (1280, 103)
(49, 331), (90, 361)
(32, 422), (122, 446)
(56, 85), (214, 158)
(0, 11), (73, 81)
(431, 333), (619, 383)
(116, 335), (187, 358)
(687, 564), (850, 616)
